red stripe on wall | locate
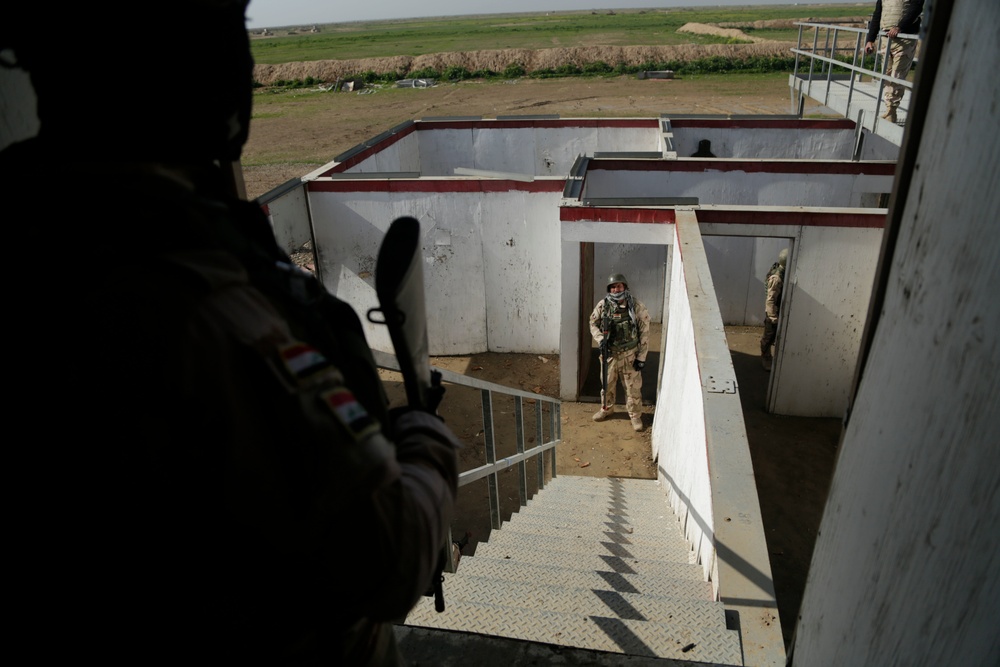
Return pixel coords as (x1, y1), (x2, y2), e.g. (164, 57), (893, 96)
(560, 207), (884, 228)
(669, 119), (856, 130)
(695, 209), (886, 228)
(587, 159), (896, 175)
(307, 179), (565, 194)
(560, 208), (677, 224)
(416, 118), (658, 131)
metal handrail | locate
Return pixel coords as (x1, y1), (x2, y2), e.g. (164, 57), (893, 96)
(371, 348), (562, 569)
(791, 21), (918, 130)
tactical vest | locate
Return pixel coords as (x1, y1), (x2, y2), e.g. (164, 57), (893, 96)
(881, 0), (921, 31)
(602, 297), (639, 353)
(765, 262), (785, 292)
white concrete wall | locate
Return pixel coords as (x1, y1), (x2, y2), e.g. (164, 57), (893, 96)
(414, 124), (660, 177)
(344, 132), (421, 173)
(335, 122), (873, 181)
(704, 236), (790, 325)
(859, 129), (901, 160)
(263, 183), (312, 255)
(654, 237), (714, 574)
(583, 166), (895, 208)
(305, 185), (563, 356)
(477, 191), (563, 352)
(771, 225), (881, 417)
(418, 128), (474, 176)
(794, 1), (1000, 662)
(653, 211), (784, 665)
(670, 127), (856, 159)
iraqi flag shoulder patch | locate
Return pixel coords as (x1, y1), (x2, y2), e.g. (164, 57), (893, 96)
(320, 387), (381, 442)
(278, 342), (332, 383)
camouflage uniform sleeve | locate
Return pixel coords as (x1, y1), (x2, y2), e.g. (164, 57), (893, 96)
(635, 299), (652, 362)
(765, 274), (783, 320)
(171, 249), (459, 623)
(589, 300), (606, 343)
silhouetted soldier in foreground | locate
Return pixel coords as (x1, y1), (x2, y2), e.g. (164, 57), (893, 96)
(1, 3), (459, 664)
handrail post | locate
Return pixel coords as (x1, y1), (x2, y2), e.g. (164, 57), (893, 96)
(808, 26), (820, 97)
(549, 402), (558, 477)
(514, 396), (528, 506)
(535, 403), (545, 488)
(791, 23), (804, 113)
(481, 388), (501, 530)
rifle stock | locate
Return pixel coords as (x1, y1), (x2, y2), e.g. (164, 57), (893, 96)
(368, 216), (447, 612)
(370, 216), (443, 414)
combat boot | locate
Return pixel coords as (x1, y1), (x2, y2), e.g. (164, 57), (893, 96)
(630, 414), (644, 432)
(592, 406), (613, 422)
(761, 355), (772, 372)
(881, 108), (897, 123)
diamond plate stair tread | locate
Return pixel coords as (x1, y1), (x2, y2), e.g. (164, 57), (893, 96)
(472, 541), (703, 579)
(509, 513), (680, 540)
(537, 479), (667, 495)
(510, 505), (680, 531)
(537, 480), (666, 494)
(496, 519), (690, 548)
(480, 527), (694, 561)
(433, 572), (728, 627)
(454, 556), (714, 599)
(538, 481), (669, 501)
(519, 494), (675, 515)
(404, 597), (742, 664)
(530, 491), (671, 512)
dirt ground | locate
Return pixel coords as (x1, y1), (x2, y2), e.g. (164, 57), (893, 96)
(244, 74), (841, 648)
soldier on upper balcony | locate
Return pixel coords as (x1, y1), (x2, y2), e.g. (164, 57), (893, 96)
(865, 0), (925, 124)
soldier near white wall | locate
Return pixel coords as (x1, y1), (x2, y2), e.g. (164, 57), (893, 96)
(589, 273), (651, 432)
(760, 248), (789, 372)
(864, 0), (925, 123)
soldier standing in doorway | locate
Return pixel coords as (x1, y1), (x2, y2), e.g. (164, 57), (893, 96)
(590, 273), (651, 431)
(761, 248), (789, 371)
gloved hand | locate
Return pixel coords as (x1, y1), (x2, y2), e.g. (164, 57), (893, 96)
(633, 358), (645, 371)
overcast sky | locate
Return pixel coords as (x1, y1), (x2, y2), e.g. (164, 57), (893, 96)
(245, 0), (866, 30)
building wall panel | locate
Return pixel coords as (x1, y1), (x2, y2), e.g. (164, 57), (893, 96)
(771, 225), (881, 417)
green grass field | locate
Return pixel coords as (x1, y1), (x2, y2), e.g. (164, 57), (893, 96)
(250, 4), (873, 65)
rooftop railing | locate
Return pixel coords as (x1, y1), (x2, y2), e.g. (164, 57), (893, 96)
(791, 21), (919, 132)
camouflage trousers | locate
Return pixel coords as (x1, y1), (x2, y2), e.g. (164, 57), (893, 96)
(882, 38), (917, 112)
(760, 317), (778, 360)
(603, 348), (643, 417)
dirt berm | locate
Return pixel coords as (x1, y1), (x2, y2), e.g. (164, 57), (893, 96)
(253, 42), (795, 85)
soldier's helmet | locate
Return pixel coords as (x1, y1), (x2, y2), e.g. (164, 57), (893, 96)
(607, 273), (629, 290)
(3, 0), (253, 163)
(778, 248), (789, 266)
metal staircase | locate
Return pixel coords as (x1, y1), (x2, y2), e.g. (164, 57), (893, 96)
(402, 475), (744, 665)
